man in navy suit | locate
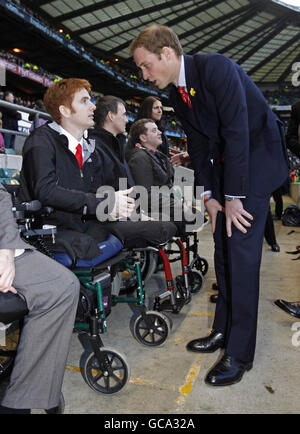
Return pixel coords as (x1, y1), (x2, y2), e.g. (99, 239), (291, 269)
(130, 25), (288, 386)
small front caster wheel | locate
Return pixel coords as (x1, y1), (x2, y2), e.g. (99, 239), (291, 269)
(132, 310), (171, 347)
(83, 346), (130, 394)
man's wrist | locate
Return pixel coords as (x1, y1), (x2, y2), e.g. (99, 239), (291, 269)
(204, 194), (213, 204)
(225, 195), (246, 202)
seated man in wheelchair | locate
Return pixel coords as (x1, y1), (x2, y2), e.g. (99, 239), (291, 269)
(126, 118), (203, 233)
(0, 183), (80, 414)
(19, 78), (177, 260)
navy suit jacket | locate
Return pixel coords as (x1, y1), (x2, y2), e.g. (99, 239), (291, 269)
(169, 53), (288, 197)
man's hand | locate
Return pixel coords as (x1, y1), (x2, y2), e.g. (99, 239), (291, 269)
(0, 249), (17, 294)
(225, 199), (253, 237)
(111, 188), (136, 219)
(140, 211), (154, 221)
(170, 152), (190, 167)
(205, 198), (224, 234)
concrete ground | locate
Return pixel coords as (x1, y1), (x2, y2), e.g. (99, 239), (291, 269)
(1, 212), (299, 415)
(59, 217), (300, 414)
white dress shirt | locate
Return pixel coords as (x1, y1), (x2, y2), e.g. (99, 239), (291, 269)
(58, 125), (84, 156)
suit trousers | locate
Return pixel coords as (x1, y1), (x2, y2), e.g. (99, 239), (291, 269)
(1, 250), (80, 410)
(264, 207), (277, 246)
(212, 191), (270, 362)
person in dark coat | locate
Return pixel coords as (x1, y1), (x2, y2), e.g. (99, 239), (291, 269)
(1, 91), (21, 149)
(286, 100), (300, 158)
(127, 118), (200, 233)
(130, 24), (288, 386)
(89, 95), (135, 191)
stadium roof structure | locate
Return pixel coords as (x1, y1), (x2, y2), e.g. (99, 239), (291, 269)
(1, 0), (300, 99)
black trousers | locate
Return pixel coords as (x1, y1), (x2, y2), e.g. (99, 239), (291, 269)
(86, 219), (177, 249)
(212, 192), (270, 362)
(264, 207), (277, 246)
(272, 187), (284, 218)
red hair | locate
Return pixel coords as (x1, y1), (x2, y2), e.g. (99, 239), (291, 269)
(43, 78), (92, 123)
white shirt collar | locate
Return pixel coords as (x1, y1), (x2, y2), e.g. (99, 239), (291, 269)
(58, 125), (83, 155)
(177, 55), (187, 89)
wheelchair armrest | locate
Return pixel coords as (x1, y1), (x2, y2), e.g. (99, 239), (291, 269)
(0, 292), (28, 325)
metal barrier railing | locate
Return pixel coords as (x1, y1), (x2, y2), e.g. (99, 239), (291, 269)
(0, 99), (52, 137)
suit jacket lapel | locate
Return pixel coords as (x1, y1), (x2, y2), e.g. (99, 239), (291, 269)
(183, 55), (206, 134)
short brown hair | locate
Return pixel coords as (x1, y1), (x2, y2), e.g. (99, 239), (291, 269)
(94, 95), (125, 127)
(129, 25), (183, 57)
(43, 78), (92, 124)
(129, 118), (155, 145)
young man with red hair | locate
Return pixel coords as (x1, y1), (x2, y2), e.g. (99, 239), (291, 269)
(20, 78), (176, 255)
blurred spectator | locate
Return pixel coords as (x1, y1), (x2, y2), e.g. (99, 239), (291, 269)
(29, 99), (48, 131)
(1, 91), (21, 149)
(286, 100), (300, 159)
(0, 112), (4, 153)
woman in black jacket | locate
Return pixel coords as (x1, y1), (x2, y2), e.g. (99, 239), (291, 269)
(126, 96), (170, 160)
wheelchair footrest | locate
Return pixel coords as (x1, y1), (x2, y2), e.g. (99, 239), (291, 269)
(153, 290), (185, 314)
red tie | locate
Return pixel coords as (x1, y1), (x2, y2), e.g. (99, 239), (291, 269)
(75, 144), (83, 169)
(177, 86), (192, 109)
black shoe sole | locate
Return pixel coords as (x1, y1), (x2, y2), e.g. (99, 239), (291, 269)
(186, 344), (224, 353)
(205, 364), (253, 387)
(274, 300), (300, 319)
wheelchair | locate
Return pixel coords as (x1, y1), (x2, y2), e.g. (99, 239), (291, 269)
(164, 231), (209, 294)
(7, 192), (179, 386)
(0, 294), (27, 383)
(119, 222), (209, 316)
(0, 293), (66, 413)
(1, 194), (131, 395)
(114, 236), (195, 317)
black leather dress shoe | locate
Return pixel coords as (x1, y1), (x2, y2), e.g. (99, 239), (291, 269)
(205, 353), (253, 386)
(271, 243), (280, 252)
(186, 330), (224, 353)
(45, 393), (65, 414)
(274, 299), (300, 319)
(210, 294), (218, 303)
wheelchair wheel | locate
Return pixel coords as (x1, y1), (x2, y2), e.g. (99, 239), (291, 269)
(189, 270), (204, 293)
(83, 346), (130, 394)
(0, 322), (20, 382)
(119, 251), (152, 293)
(0, 353), (14, 382)
(193, 256), (208, 276)
(175, 275), (191, 305)
(132, 311), (171, 347)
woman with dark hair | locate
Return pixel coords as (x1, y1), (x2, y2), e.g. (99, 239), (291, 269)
(126, 96), (170, 159)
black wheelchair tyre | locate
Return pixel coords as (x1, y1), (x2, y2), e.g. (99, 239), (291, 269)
(189, 270), (204, 293)
(175, 275), (191, 305)
(0, 322), (21, 383)
(131, 311), (171, 347)
(193, 257), (208, 276)
(83, 346), (130, 394)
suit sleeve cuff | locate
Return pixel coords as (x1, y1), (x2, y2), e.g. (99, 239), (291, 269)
(225, 195), (246, 200)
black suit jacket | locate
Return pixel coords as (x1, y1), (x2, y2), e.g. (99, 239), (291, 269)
(286, 100), (300, 158)
(169, 53), (288, 198)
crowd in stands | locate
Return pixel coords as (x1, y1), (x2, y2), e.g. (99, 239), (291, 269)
(0, 44), (299, 156)
(0, 50), (58, 83)
(263, 87), (299, 106)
